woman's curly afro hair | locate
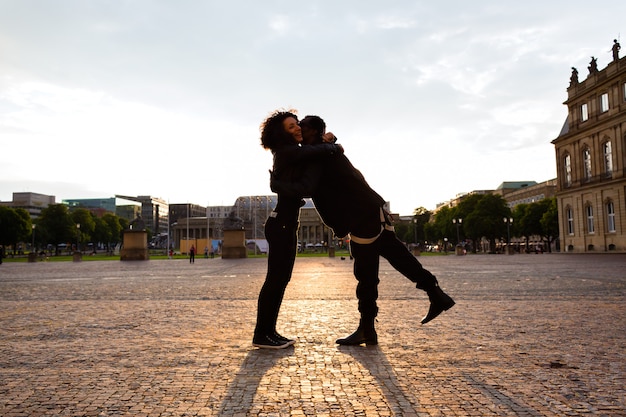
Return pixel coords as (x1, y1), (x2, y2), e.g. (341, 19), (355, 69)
(260, 109), (299, 150)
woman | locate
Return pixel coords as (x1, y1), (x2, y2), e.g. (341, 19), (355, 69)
(253, 109), (342, 349)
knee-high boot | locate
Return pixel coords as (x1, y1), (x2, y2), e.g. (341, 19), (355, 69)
(336, 316), (378, 345)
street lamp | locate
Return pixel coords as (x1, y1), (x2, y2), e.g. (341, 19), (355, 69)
(253, 197), (259, 255)
(413, 218), (418, 244)
(76, 223), (81, 252)
(31, 224), (36, 252)
(503, 217), (513, 254)
(452, 218), (462, 244)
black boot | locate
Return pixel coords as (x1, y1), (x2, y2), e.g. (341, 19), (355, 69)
(421, 285), (455, 324)
(336, 317), (377, 345)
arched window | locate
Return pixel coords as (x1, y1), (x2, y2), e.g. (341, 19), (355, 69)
(585, 204), (594, 234)
(563, 154), (572, 187)
(583, 147), (592, 181)
(566, 206), (574, 235)
(603, 141), (613, 177)
(606, 200), (616, 233)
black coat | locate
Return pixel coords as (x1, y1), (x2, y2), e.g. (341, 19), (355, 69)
(270, 143), (342, 224)
(271, 149), (386, 238)
(312, 153), (386, 238)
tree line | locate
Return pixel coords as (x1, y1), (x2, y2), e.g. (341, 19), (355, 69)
(395, 195), (559, 253)
(0, 204), (130, 255)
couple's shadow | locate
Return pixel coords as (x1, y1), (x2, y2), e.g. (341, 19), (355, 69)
(215, 346), (295, 416)
(216, 344), (415, 415)
(337, 345), (418, 413)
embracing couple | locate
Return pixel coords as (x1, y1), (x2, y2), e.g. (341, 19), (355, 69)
(253, 109), (454, 349)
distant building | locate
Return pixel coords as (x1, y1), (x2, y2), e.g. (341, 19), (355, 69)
(116, 195), (169, 234)
(169, 203), (206, 226)
(434, 180), (557, 213)
(434, 190), (492, 212)
(552, 50), (626, 252)
(496, 180), (557, 208)
(63, 196), (141, 220)
(0, 192), (55, 218)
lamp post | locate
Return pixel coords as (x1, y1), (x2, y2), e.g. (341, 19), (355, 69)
(452, 218), (462, 244)
(31, 224), (36, 252)
(76, 223), (81, 252)
(503, 217), (513, 254)
(254, 197), (259, 255)
(186, 203), (190, 253)
(413, 218), (418, 244)
(206, 203), (210, 258)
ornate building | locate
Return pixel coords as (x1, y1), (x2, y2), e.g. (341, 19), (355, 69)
(552, 45), (626, 252)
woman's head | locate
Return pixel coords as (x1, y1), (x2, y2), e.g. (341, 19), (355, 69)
(260, 109), (302, 150)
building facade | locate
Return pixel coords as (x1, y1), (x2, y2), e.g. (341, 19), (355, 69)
(63, 197), (141, 221)
(117, 195), (169, 235)
(500, 180), (557, 208)
(552, 51), (626, 252)
(0, 192), (56, 218)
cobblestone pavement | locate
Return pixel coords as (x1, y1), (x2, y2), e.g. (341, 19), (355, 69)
(0, 253), (625, 416)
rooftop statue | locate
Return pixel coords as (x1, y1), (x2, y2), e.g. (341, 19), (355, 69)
(569, 67), (579, 86)
(588, 56), (598, 74)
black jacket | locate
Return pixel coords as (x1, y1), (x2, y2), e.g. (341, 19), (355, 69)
(270, 142), (342, 224)
(272, 149), (385, 238)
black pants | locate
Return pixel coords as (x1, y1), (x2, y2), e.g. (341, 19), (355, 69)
(254, 216), (298, 336)
(350, 229), (438, 319)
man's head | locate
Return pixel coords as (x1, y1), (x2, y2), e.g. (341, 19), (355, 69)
(300, 115), (326, 145)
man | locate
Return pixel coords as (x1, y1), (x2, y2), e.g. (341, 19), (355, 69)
(272, 115), (454, 345)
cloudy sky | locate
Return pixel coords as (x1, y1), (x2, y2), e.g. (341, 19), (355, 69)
(1, 1), (624, 214)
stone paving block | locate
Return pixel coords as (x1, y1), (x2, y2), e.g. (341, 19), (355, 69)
(0, 254), (625, 416)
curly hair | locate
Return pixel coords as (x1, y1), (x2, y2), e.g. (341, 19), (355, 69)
(260, 109), (299, 150)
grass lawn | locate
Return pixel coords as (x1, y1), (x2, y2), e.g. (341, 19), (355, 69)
(1, 248), (446, 263)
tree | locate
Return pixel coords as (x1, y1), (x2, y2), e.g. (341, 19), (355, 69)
(540, 198), (559, 253)
(425, 206), (452, 248)
(117, 217), (129, 241)
(512, 203), (532, 251)
(70, 209), (96, 250)
(91, 216), (107, 252)
(394, 222), (411, 244)
(464, 194), (510, 253)
(412, 207), (431, 244)
(0, 206), (31, 253)
(520, 202), (546, 252)
(37, 204), (75, 253)
(455, 194), (485, 252)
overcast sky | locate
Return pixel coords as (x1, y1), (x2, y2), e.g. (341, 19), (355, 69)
(1, 1), (624, 214)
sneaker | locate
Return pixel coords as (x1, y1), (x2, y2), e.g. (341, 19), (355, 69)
(253, 334), (292, 349)
(273, 331), (296, 346)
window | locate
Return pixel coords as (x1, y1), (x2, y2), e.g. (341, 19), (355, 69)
(623, 83), (626, 102)
(581, 103), (589, 121)
(603, 141), (613, 176)
(607, 201), (616, 233)
(564, 154), (572, 187)
(586, 205), (594, 234)
(583, 147), (592, 181)
(566, 207), (574, 235)
(600, 93), (609, 112)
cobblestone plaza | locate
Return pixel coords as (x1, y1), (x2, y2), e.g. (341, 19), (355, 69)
(1, 254), (625, 416)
